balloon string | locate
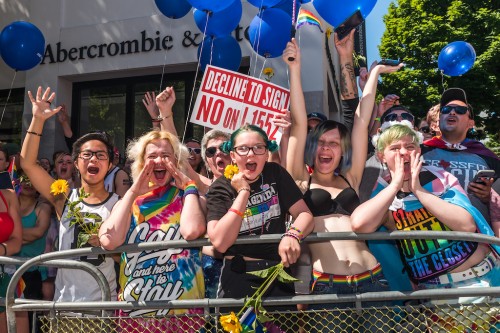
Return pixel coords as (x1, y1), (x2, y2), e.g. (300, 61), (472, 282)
(259, 58), (268, 81)
(158, 20), (174, 93)
(251, 7), (265, 78)
(0, 71), (17, 128)
(182, 11), (210, 144)
(440, 70), (448, 92)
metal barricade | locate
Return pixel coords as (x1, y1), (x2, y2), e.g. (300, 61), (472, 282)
(3, 231), (500, 332)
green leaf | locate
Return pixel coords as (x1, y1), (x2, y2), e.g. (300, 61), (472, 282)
(246, 264), (278, 279)
(257, 313), (273, 324)
(77, 233), (91, 248)
(277, 269), (300, 283)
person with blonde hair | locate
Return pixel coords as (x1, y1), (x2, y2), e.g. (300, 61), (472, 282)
(99, 130), (206, 332)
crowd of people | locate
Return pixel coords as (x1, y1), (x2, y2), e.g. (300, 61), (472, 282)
(0, 30), (499, 333)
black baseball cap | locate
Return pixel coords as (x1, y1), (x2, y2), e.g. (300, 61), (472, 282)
(440, 88), (474, 118)
(307, 112), (327, 122)
(380, 105), (413, 123)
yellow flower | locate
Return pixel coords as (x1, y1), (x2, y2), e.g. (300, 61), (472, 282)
(262, 67), (274, 76)
(224, 164), (239, 180)
(220, 312), (242, 333)
(50, 179), (69, 196)
(326, 27), (333, 39)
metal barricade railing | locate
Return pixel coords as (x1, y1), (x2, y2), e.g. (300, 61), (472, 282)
(3, 231), (500, 332)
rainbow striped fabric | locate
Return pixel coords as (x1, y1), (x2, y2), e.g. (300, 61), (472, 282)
(8, 158), (20, 196)
(296, 8), (323, 32)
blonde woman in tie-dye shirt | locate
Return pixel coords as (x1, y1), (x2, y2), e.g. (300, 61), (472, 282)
(100, 130), (206, 333)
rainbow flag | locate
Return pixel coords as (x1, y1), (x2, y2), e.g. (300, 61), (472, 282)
(296, 8), (323, 33)
(8, 157), (20, 196)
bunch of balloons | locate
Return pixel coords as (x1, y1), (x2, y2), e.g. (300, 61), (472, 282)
(155, 0), (242, 71)
(0, 21), (45, 71)
(438, 41), (476, 76)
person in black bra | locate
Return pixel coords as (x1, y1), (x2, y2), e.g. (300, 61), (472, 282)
(282, 37), (404, 331)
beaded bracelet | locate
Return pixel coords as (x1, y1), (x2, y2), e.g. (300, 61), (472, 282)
(0, 243), (7, 256)
(229, 208), (245, 218)
(374, 117), (381, 122)
(281, 232), (302, 244)
(238, 188), (251, 194)
(288, 226), (303, 236)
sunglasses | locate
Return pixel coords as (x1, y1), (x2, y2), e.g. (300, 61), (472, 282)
(383, 112), (414, 123)
(440, 105), (468, 115)
(418, 126), (436, 136)
(205, 146), (227, 158)
(187, 147), (201, 155)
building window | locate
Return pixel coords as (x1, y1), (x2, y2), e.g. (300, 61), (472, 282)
(0, 88), (24, 146)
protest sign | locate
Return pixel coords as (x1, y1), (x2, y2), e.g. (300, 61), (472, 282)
(190, 65), (290, 143)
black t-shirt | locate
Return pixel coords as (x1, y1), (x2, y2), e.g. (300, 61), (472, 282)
(206, 162), (304, 261)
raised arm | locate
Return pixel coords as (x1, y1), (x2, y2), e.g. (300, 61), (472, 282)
(347, 63), (404, 189)
(156, 87), (178, 136)
(20, 87), (65, 215)
(282, 39), (309, 183)
(336, 30), (358, 101)
(99, 160), (158, 250)
(143, 91), (161, 130)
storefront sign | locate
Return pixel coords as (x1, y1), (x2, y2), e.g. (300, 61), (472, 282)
(190, 65), (289, 142)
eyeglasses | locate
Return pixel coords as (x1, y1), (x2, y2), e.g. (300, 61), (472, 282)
(187, 147), (201, 155)
(440, 105), (468, 115)
(205, 146), (227, 158)
(233, 145), (268, 156)
(78, 150), (109, 160)
(382, 112), (414, 123)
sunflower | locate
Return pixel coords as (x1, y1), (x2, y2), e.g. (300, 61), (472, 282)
(262, 67), (274, 82)
(224, 164), (239, 180)
(50, 179), (69, 196)
(220, 312), (242, 333)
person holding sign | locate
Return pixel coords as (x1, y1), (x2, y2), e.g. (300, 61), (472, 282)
(351, 123), (499, 307)
(206, 125), (313, 312)
(283, 38), (404, 315)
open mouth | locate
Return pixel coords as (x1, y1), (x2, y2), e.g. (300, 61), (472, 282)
(318, 156), (332, 164)
(246, 162), (257, 172)
(87, 166), (100, 175)
(153, 169), (167, 181)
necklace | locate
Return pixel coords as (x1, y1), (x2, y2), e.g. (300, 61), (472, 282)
(244, 174), (265, 235)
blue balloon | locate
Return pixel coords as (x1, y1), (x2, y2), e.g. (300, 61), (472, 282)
(197, 35), (241, 72)
(155, 0), (192, 19)
(438, 41), (476, 76)
(313, 0), (377, 27)
(0, 21), (45, 71)
(193, 0), (242, 37)
(248, 0), (282, 8)
(248, 8), (292, 58)
(187, 0), (236, 13)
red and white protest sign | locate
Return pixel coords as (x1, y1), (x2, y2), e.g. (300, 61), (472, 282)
(190, 65), (290, 143)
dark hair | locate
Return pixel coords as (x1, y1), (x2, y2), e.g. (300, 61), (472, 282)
(305, 120), (351, 171)
(0, 145), (10, 162)
(184, 137), (201, 145)
(220, 124), (279, 154)
(380, 105), (413, 123)
(72, 132), (114, 162)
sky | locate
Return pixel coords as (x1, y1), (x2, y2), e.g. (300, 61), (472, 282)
(364, 0), (392, 63)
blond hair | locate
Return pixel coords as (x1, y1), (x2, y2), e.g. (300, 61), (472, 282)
(126, 130), (189, 182)
(376, 123), (422, 152)
(426, 104), (440, 125)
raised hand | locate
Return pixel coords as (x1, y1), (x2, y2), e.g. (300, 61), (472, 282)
(156, 87), (176, 117)
(165, 160), (191, 190)
(272, 110), (291, 134)
(334, 29), (355, 58)
(56, 104), (70, 124)
(282, 38), (301, 67)
(142, 91), (160, 119)
(376, 61), (405, 74)
(28, 86), (62, 120)
(388, 153), (405, 190)
(409, 151), (423, 193)
(378, 94), (400, 116)
(129, 159), (159, 197)
(231, 171), (250, 193)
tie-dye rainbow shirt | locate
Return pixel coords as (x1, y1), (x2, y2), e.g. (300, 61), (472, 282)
(118, 185), (204, 317)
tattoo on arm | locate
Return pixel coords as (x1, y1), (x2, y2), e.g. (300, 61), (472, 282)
(340, 63), (358, 99)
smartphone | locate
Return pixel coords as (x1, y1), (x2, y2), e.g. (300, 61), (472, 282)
(471, 170), (497, 185)
(0, 171), (13, 190)
(379, 59), (401, 66)
(334, 10), (364, 41)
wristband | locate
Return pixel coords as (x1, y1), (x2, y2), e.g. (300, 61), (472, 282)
(229, 208), (245, 218)
(374, 117), (381, 122)
(27, 130), (43, 137)
(288, 226), (304, 239)
(184, 180), (196, 190)
(183, 187), (199, 198)
(238, 188), (251, 194)
(0, 243), (7, 256)
(281, 232), (302, 244)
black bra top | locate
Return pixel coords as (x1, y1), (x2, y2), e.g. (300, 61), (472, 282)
(303, 175), (360, 217)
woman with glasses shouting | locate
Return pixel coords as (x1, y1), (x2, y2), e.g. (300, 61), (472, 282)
(283, 39), (404, 322)
(206, 124), (314, 313)
(20, 87), (120, 309)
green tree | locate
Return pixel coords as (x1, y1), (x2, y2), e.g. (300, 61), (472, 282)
(378, 0), (499, 136)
